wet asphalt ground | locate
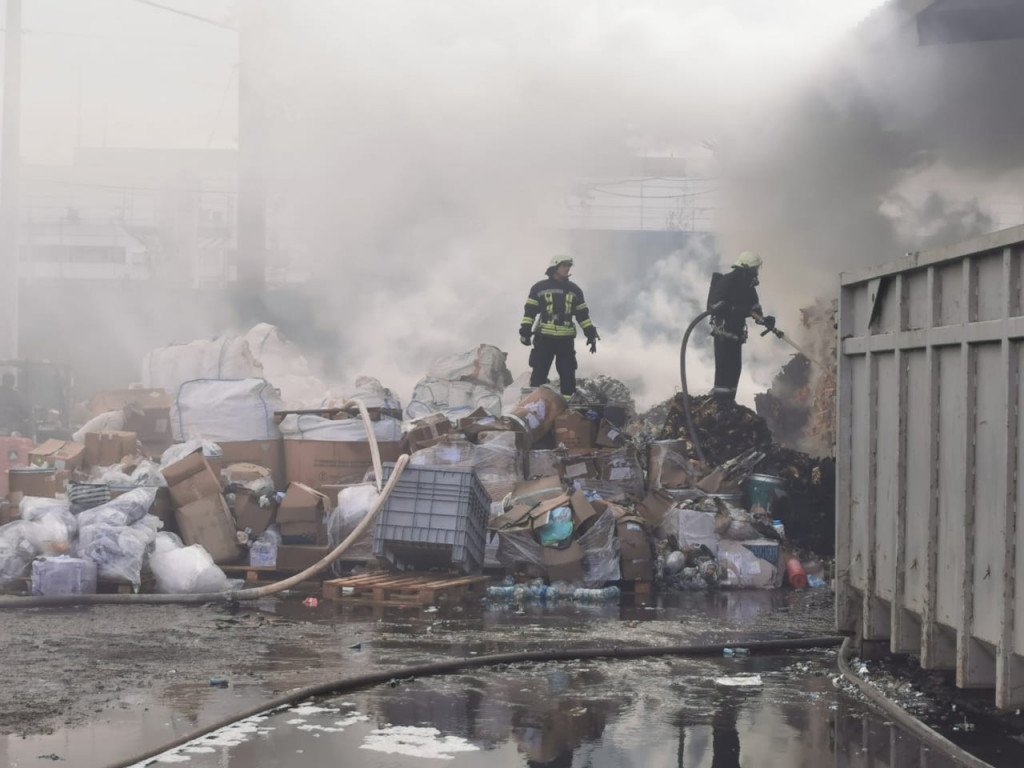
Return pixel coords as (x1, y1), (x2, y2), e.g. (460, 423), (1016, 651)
(1, 588), (1022, 767)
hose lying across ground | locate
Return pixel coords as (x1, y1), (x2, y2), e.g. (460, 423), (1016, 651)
(837, 637), (994, 768)
(110, 635), (998, 768)
(111, 636), (845, 768)
(0, 399), (410, 609)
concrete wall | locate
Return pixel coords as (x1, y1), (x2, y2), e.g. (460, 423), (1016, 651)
(837, 223), (1024, 709)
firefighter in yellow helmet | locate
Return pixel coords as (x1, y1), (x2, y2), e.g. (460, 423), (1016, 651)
(519, 256), (599, 396)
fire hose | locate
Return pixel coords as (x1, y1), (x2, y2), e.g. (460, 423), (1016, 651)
(0, 399), (410, 609)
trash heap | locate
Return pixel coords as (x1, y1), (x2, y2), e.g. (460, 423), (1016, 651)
(0, 336), (835, 599)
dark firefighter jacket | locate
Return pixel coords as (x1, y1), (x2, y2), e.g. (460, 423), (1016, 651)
(709, 267), (762, 342)
(521, 278), (597, 339)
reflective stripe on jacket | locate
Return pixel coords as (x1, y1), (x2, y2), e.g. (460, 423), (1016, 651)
(521, 278), (595, 339)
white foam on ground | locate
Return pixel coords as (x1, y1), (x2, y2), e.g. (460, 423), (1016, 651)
(360, 725), (480, 760)
(714, 674), (764, 688)
(290, 704), (340, 716)
(334, 714), (370, 727)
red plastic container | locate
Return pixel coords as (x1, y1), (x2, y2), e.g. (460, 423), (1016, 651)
(785, 557), (808, 589)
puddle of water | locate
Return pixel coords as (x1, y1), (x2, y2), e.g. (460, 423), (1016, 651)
(130, 651), (976, 768)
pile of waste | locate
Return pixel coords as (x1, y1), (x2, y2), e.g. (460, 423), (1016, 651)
(0, 332), (836, 599)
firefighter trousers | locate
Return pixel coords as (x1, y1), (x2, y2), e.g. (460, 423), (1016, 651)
(713, 335), (743, 400)
(529, 335), (577, 395)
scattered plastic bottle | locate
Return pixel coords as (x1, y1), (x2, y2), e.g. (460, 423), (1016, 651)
(723, 647), (750, 657)
(807, 575), (827, 589)
(571, 586), (620, 603)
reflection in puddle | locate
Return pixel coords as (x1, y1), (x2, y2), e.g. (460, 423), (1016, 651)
(137, 651), (971, 767)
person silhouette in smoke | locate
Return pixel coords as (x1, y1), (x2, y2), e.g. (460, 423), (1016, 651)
(0, 373), (31, 437)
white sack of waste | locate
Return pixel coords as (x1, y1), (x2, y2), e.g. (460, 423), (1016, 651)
(171, 378), (283, 442)
(73, 410), (126, 443)
(717, 539), (776, 589)
(149, 532), (228, 594)
(279, 413), (401, 442)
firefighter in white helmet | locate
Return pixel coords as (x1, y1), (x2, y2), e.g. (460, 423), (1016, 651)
(705, 251), (775, 403)
(519, 256), (599, 397)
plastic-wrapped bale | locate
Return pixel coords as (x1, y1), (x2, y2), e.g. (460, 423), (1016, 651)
(564, 447), (645, 502)
(141, 334), (261, 397)
(148, 532), (228, 594)
(406, 378), (504, 421)
(31, 556), (97, 596)
(171, 378), (283, 443)
(426, 344), (513, 391)
(75, 488), (161, 588)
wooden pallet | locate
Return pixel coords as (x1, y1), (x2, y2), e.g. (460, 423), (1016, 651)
(322, 573), (491, 607)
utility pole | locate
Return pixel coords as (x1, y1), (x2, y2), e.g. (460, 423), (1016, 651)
(236, 0), (267, 318)
(0, 0), (21, 359)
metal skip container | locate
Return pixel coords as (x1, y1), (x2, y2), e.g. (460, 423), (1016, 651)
(836, 223), (1024, 709)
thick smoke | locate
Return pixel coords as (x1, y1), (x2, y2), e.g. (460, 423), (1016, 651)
(18, 1), (1024, 409)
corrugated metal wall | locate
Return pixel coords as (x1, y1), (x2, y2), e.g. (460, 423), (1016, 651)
(837, 224), (1024, 709)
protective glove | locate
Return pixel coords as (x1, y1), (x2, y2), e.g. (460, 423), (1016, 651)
(520, 331), (532, 347)
(760, 314), (776, 331)
(587, 332), (599, 354)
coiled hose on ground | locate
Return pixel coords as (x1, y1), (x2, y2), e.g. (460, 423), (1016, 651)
(0, 399), (410, 609)
(679, 310), (710, 465)
(110, 635), (845, 768)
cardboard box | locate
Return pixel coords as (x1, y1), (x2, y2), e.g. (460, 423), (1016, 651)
(568, 489), (599, 534)
(175, 494), (242, 564)
(223, 462), (273, 486)
(405, 413), (452, 452)
(234, 489), (276, 536)
(595, 420), (626, 449)
(87, 387), (171, 417)
(488, 503), (534, 532)
(553, 412), (596, 450)
(29, 440), (85, 472)
(541, 540), (584, 583)
(84, 431), (138, 468)
(283, 440), (402, 491)
(647, 440), (698, 490)
(508, 476), (564, 508)
(636, 489), (677, 529)
(277, 482), (330, 545)
(558, 455), (600, 483)
(219, 440), (286, 490)
(275, 544), (330, 572)
(8, 468), (57, 498)
(162, 450), (223, 508)
(617, 515), (653, 581)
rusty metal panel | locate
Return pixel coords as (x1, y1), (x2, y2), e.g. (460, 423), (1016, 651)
(839, 224), (1024, 709)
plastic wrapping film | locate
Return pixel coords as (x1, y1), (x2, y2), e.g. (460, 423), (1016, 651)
(717, 539), (777, 588)
(525, 449), (565, 479)
(425, 344), (514, 391)
(0, 521), (42, 587)
(406, 378), (503, 421)
(75, 489), (161, 587)
(148, 532), (228, 594)
(578, 508), (621, 586)
(278, 413), (402, 442)
(569, 447), (645, 501)
(72, 410), (126, 443)
(409, 436), (522, 502)
(496, 528), (544, 577)
(647, 440), (701, 491)
(326, 483), (380, 561)
(160, 440), (224, 469)
(20, 507), (77, 556)
(172, 378), (283, 442)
